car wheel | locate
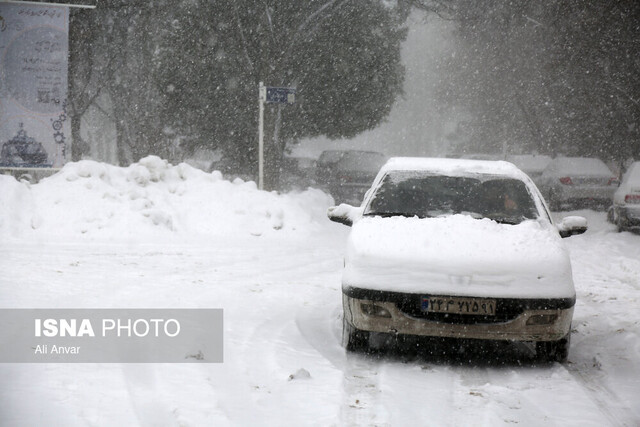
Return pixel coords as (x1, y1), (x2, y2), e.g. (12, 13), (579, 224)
(606, 206), (615, 224)
(535, 331), (570, 363)
(342, 316), (369, 352)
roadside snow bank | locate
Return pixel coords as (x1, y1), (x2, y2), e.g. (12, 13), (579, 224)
(0, 156), (333, 240)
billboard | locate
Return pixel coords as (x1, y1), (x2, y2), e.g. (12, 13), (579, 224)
(0, 2), (71, 168)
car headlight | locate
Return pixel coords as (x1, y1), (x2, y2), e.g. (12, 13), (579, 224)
(360, 303), (392, 318)
(526, 314), (558, 325)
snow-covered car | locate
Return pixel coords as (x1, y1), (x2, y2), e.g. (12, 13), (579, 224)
(608, 161), (640, 232)
(506, 154), (552, 186)
(537, 157), (619, 210)
(328, 157), (588, 362)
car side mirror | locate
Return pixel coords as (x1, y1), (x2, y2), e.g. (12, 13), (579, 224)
(327, 204), (362, 227)
(558, 216), (588, 238)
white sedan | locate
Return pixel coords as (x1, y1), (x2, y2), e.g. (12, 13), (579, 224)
(537, 156), (619, 210)
(328, 157), (587, 362)
(609, 161), (640, 232)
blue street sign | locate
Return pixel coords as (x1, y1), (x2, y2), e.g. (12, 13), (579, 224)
(265, 87), (296, 104)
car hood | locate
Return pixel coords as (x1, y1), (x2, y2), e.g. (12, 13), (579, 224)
(343, 215), (575, 299)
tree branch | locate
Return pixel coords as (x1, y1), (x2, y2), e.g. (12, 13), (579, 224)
(607, 81), (640, 109)
(232, 2), (255, 71)
(406, 0), (456, 21)
(263, 2), (277, 44)
(278, 0), (348, 84)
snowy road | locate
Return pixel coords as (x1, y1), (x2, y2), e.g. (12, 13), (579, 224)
(1, 209), (639, 426)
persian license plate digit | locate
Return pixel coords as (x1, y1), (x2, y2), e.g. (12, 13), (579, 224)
(422, 296), (496, 316)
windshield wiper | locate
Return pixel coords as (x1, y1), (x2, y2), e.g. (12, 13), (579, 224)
(365, 212), (404, 218)
(487, 216), (521, 225)
(365, 212), (426, 218)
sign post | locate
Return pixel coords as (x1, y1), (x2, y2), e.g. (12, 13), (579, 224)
(259, 83), (265, 190)
(257, 83), (296, 190)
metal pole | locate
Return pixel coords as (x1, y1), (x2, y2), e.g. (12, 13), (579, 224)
(258, 82), (265, 190)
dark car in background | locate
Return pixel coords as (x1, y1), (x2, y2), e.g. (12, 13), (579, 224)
(608, 161), (640, 232)
(537, 157), (619, 210)
(315, 150), (387, 205)
(280, 156), (317, 191)
(315, 150), (348, 186)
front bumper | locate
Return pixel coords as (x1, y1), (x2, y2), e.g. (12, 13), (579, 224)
(343, 290), (574, 342)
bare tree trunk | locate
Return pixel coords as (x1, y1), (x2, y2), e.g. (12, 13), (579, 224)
(115, 116), (128, 166)
(70, 115), (88, 161)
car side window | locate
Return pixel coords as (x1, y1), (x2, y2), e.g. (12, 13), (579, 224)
(474, 179), (538, 220)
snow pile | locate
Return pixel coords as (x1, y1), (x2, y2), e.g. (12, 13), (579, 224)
(0, 156), (333, 240)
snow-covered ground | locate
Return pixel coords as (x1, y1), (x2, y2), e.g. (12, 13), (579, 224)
(1, 157), (639, 426)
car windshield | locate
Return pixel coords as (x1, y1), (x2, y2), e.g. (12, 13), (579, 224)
(317, 151), (345, 165)
(364, 171), (539, 224)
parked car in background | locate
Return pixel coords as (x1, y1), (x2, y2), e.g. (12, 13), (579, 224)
(280, 156), (317, 191)
(316, 150), (387, 205)
(608, 161), (640, 232)
(506, 154), (552, 186)
(315, 150), (346, 188)
(460, 153), (503, 161)
(537, 157), (619, 211)
(328, 157), (587, 362)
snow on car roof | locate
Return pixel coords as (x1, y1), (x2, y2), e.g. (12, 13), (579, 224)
(545, 156), (612, 176)
(506, 154), (552, 173)
(623, 161), (640, 183)
(379, 157), (529, 180)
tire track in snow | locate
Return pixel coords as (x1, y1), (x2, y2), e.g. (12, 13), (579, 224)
(564, 363), (640, 427)
(339, 354), (388, 426)
(562, 216), (640, 426)
(446, 365), (508, 426)
(295, 303), (389, 425)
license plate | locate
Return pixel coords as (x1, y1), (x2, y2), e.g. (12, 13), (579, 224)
(421, 296), (496, 316)
(574, 177), (606, 185)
